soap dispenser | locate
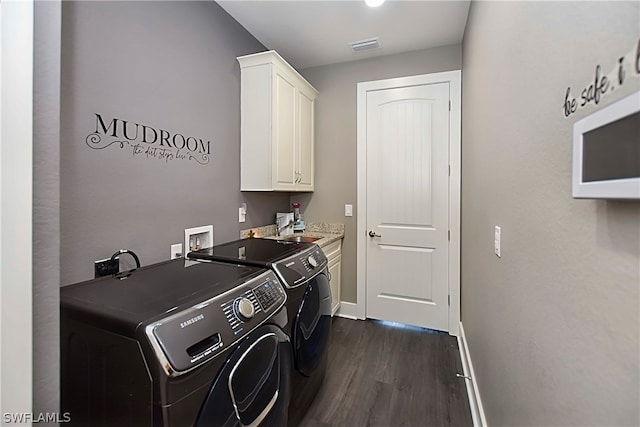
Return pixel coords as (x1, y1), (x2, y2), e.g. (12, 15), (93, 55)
(292, 202), (306, 232)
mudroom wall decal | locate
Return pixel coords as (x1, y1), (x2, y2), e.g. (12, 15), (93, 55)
(562, 37), (640, 118)
(85, 113), (212, 165)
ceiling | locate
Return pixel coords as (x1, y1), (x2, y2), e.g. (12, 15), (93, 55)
(218, 0), (471, 70)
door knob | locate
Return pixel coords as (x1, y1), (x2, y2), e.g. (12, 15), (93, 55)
(368, 230), (382, 238)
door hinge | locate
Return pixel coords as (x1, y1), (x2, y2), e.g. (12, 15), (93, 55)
(449, 100), (451, 111)
(449, 165), (451, 176)
(448, 230), (451, 241)
(448, 295), (451, 306)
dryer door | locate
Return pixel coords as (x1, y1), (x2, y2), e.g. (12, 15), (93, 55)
(293, 271), (332, 377)
(195, 325), (291, 427)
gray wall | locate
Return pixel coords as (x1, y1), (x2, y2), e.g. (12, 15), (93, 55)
(461, 2), (639, 426)
(297, 45), (462, 302)
(60, 1), (289, 285)
(34, 0), (61, 417)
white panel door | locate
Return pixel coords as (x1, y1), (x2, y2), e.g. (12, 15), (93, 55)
(365, 82), (450, 331)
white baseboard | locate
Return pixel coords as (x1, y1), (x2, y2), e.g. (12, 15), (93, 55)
(335, 302), (358, 320)
(457, 322), (488, 427)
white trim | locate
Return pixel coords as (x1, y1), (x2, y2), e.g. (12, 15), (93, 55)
(335, 301), (359, 320)
(356, 81), (368, 321)
(457, 322), (488, 427)
(1, 0), (34, 417)
(356, 70), (462, 335)
(448, 70), (462, 336)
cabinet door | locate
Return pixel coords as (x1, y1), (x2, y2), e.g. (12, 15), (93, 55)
(273, 70), (297, 190)
(296, 87), (315, 191)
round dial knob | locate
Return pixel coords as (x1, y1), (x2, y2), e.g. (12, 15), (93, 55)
(234, 298), (255, 321)
(307, 255), (318, 268)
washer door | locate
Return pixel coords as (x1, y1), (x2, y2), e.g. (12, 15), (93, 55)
(293, 271), (332, 377)
(195, 325), (291, 427)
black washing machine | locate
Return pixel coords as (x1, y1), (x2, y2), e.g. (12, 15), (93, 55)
(61, 258), (291, 427)
(188, 238), (332, 426)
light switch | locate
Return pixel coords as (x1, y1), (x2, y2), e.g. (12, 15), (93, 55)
(494, 226), (501, 258)
(345, 204), (353, 217)
(239, 203), (247, 223)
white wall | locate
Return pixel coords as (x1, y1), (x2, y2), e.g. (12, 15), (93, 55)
(461, 2), (639, 425)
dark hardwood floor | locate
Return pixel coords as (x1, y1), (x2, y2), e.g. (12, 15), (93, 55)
(299, 317), (473, 427)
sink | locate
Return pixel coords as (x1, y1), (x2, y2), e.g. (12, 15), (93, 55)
(282, 235), (321, 243)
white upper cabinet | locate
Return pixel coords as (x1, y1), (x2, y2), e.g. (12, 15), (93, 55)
(238, 51), (318, 192)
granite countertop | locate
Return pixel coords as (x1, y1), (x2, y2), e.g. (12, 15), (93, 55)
(240, 222), (344, 248)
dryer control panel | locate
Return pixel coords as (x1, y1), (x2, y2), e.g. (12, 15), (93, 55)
(273, 245), (328, 289)
(144, 270), (286, 377)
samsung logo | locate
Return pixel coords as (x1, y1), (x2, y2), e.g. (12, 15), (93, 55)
(180, 314), (205, 328)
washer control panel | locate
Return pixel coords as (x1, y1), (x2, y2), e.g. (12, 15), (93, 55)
(221, 277), (285, 335)
(145, 270), (286, 376)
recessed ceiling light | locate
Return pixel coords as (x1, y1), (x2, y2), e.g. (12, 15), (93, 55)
(365, 0), (385, 7)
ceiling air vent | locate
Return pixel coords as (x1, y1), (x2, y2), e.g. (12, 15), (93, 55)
(349, 37), (380, 52)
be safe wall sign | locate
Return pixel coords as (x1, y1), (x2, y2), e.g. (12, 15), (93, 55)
(563, 38), (640, 118)
(85, 113), (212, 165)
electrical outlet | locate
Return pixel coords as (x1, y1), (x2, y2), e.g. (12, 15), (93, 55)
(94, 258), (119, 278)
(171, 243), (183, 259)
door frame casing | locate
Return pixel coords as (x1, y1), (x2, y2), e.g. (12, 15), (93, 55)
(1, 0), (35, 415)
(356, 70), (461, 336)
